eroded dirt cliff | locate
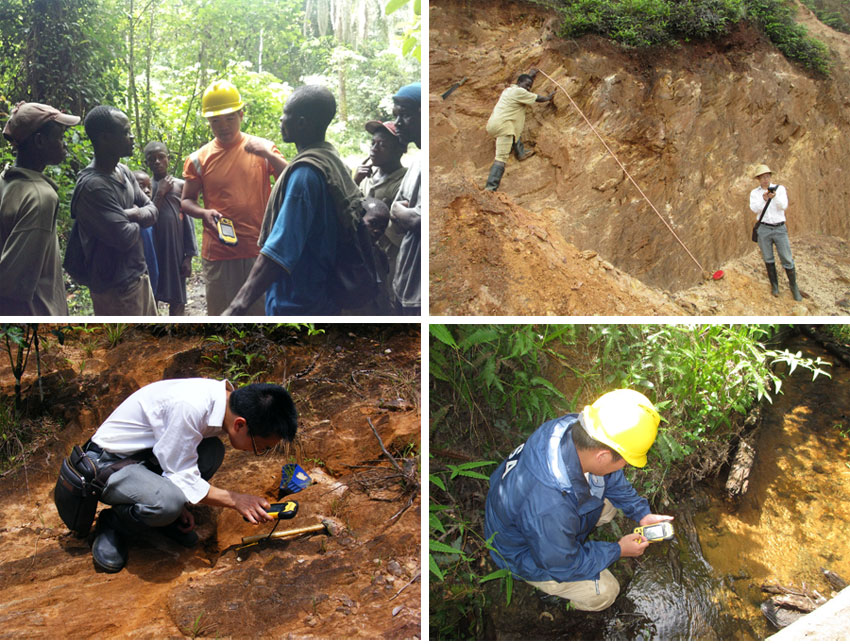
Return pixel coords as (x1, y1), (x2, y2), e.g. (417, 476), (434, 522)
(0, 325), (420, 639)
(430, 0), (850, 315)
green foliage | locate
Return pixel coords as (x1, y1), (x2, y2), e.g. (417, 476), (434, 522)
(430, 457), (514, 639)
(547, 0), (829, 74)
(1, 324), (42, 409)
(386, 0), (421, 62)
(747, 0), (831, 75)
(801, 0), (850, 33)
(574, 325), (832, 498)
(103, 324), (129, 348)
(201, 323), (323, 386)
(0, 0), (124, 115)
(430, 324), (572, 444)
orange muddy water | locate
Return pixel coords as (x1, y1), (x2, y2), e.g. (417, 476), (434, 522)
(694, 336), (850, 639)
(0, 325), (421, 639)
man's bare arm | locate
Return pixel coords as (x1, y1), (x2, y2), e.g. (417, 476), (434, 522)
(181, 176), (222, 229)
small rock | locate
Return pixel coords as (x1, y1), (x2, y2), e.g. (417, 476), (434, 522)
(305, 616), (318, 627)
(392, 606), (403, 617)
(387, 560), (404, 577)
(384, 348), (392, 354)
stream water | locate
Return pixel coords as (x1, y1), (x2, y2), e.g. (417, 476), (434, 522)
(610, 337), (850, 640)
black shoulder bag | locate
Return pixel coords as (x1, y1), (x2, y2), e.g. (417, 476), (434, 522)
(752, 187), (776, 243)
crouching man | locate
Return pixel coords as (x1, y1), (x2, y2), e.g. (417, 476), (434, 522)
(60, 378), (297, 573)
(484, 389), (673, 610)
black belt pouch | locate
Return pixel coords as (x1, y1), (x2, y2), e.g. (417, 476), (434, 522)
(53, 445), (100, 537)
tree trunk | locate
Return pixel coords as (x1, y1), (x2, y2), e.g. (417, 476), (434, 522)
(258, 26), (264, 73)
(126, 0), (143, 144)
(144, 0), (156, 145)
(338, 66), (348, 122)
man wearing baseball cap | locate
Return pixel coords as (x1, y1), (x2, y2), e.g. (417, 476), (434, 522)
(389, 82), (421, 316)
(0, 101), (80, 314)
(351, 119), (408, 314)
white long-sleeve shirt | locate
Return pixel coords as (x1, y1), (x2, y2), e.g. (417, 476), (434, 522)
(91, 378), (231, 504)
(749, 184), (789, 225)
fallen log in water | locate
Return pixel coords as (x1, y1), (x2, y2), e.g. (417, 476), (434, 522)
(725, 438), (756, 498)
(761, 580), (828, 628)
(822, 567), (849, 592)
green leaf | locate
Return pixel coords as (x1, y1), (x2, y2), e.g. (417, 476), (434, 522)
(478, 568), (512, 583)
(385, 0), (408, 15)
(456, 460), (497, 470)
(429, 539), (466, 555)
(429, 474), (446, 491)
(429, 324), (458, 348)
(429, 554), (445, 580)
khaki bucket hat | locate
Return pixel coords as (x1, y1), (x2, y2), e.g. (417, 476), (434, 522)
(753, 164), (772, 178)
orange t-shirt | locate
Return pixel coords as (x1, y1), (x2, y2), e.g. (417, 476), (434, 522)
(183, 133), (285, 261)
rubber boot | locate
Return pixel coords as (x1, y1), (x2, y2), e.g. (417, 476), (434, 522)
(513, 137), (535, 161)
(765, 263), (779, 297)
(785, 267), (803, 301)
(484, 161), (505, 191)
(91, 509), (130, 573)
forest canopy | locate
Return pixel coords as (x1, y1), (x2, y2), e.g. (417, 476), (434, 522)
(0, 0), (420, 174)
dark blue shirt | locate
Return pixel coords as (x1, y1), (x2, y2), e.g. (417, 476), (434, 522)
(260, 165), (338, 315)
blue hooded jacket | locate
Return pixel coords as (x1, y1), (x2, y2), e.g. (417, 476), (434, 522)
(484, 414), (651, 582)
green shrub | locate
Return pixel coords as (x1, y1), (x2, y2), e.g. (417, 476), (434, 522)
(546, 0), (830, 74)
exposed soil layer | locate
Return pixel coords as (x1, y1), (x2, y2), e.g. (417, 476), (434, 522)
(0, 325), (421, 639)
(430, 0), (850, 315)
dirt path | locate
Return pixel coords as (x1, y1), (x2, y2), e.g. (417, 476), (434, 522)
(0, 325), (421, 639)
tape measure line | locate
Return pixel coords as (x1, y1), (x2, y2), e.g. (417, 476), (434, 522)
(538, 69), (707, 275)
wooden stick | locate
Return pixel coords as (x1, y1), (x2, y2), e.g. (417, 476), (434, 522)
(367, 417), (404, 475)
(240, 522), (327, 545)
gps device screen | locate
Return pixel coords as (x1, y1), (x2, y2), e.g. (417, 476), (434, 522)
(642, 524), (666, 540)
(217, 217), (238, 245)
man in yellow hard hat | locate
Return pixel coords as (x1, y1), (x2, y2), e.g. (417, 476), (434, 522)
(485, 389), (674, 611)
(181, 80), (288, 315)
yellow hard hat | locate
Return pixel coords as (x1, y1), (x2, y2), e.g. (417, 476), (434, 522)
(201, 80), (245, 117)
(580, 389), (660, 468)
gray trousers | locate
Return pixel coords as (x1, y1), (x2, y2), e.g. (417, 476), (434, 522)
(85, 437), (224, 528)
(757, 223), (795, 269)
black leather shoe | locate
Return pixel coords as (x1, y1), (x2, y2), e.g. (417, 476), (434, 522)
(91, 509), (128, 573)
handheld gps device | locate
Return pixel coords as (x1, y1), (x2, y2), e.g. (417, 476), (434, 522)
(217, 217), (238, 245)
(633, 521), (674, 542)
(242, 500), (298, 522)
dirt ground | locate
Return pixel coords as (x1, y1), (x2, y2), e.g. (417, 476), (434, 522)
(430, 0), (850, 315)
(0, 324), (421, 639)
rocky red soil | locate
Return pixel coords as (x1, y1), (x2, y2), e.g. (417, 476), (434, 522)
(430, 0), (850, 315)
(0, 324), (420, 639)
